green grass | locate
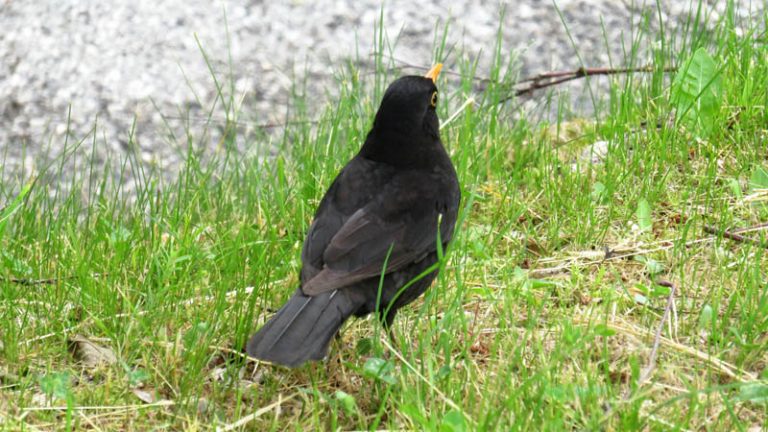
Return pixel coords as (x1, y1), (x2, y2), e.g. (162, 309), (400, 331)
(2, 2), (768, 430)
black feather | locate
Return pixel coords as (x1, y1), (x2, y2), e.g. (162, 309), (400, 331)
(246, 72), (460, 368)
(246, 289), (360, 367)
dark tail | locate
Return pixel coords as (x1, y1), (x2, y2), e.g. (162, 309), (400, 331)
(246, 289), (359, 368)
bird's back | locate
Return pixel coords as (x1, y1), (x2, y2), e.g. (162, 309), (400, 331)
(300, 152), (459, 287)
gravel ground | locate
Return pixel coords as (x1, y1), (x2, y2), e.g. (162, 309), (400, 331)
(0, 0), (761, 193)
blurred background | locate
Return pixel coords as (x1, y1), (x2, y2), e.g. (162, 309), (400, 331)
(0, 1), (759, 191)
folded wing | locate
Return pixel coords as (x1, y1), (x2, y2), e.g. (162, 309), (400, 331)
(302, 179), (453, 295)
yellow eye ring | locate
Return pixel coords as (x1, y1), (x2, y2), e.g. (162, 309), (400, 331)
(430, 91), (438, 107)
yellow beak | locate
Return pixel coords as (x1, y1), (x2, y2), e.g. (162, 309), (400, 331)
(424, 63), (443, 83)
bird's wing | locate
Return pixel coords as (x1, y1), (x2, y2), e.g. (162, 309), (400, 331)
(301, 189), (449, 296)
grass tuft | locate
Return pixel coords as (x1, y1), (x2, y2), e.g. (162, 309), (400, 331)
(2, 1), (768, 430)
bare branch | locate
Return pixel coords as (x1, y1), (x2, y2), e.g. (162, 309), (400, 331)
(703, 223), (768, 249)
(508, 65), (678, 101)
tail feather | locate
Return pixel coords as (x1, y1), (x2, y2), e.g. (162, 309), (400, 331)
(246, 289), (358, 367)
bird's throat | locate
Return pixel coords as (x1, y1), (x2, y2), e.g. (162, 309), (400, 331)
(360, 127), (442, 168)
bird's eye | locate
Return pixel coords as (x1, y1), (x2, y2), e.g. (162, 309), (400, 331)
(430, 91), (438, 107)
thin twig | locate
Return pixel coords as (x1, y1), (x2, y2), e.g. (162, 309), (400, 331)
(83, 64), (677, 133)
(530, 236), (715, 277)
(76, 411), (103, 432)
(506, 65), (678, 101)
(0, 272), (108, 286)
(616, 321), (752, 381)
(1, 276), (58, 285)
(703, 223), (768, 249)
(22, 400), (174, 412)
(216, 392), (297, 432)
(139, 339), (262, 365)
(157, 116), (322, 130)
(531, 221), (768, 277)
(363, 56), (678, 106)
(572, 315), (754, 382)
(729, 221), (768, 233)
(638, 280), (677, 386)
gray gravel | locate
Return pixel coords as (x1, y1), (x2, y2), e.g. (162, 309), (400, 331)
(0, 1), (762, 194)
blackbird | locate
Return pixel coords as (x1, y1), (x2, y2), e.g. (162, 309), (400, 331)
(246, 64), (460, 367)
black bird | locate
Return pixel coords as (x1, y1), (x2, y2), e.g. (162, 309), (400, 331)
(246, 64), (460, 367)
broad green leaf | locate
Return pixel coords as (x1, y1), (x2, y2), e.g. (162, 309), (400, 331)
(363, 357), (396, 385)
(749, 165), (768, 191)
(440, 410), (467, 432)
(650, 283), (671, 297)
(122, 362), (150, 387)
(108, 225), (131, 245)
(334, 391), (358, 416)
(636, 199), (653, 232)
(513, 267), (560, 292)
(594, 324), (617, 337)
(727, 178), (743, 199)
(634, 255), (664, 275)
(736, 383), (768, 404)
(634, 281), (670, 298)
(699, 304), (714, 329)
(401, 403), (432, 428)
(127, 369), (150, 387)
(633, 293), (649, 305)
(529, 278), (559, 289)
(591, 182), (607, 202)
(1, 251), (33, 277)
(671, 48), (723, 137)
(39, 372), (71, 400)
(434, 364), (452, 380)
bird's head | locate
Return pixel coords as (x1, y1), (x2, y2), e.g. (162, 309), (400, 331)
(362, 64), (444, 165)
(372, 64), (442, 137)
